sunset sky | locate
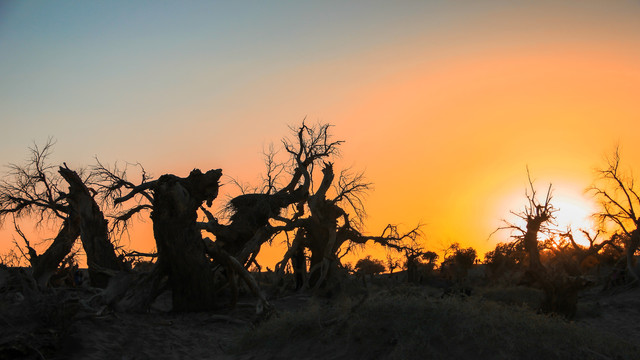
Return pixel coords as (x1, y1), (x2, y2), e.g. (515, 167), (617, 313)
(2, 1), (640, 266)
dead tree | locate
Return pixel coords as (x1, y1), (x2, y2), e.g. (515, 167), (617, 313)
(558, 229), (624, 274)
(499, 171), (556, 274)
(0, 142), (125, 287)
(113, 169), (223, 311)
(97, 122), (338, 312)
(590, 147), (640, 284)
(274, 162), (421, 291)
(58, 165), (125, 287)
(199, 122), (342, 266)
(497, 171), (585, 318)
(0, 141), (80, 286)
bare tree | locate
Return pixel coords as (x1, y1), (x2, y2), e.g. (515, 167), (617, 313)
(274, 162), (421, 291)
(496, 171), (585, 318)
(0, 141), (79, 287)
(112, 169), (224, 311)
(0, 141), (124, 287)
(590, 147), (640, 283)
(58, 164), (125, 286)
(199, 121), (342, 266)
(555, 229), (624, 274)
(499, 170), (556, 273)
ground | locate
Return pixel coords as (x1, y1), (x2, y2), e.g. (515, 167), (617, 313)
(1, 268), (639, 359)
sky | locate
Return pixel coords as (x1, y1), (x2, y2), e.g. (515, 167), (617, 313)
(1, 1), (640, 267)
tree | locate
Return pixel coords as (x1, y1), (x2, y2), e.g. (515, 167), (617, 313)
(275, 161), (421, 291)
(0, 141), (124, 287)
(355, 256), (385, 275)
(239, 122), (423, 291)
(402, 244), (437, 283)
(441, 243), (477, 281)
(496, 171), (584, 318)
(498, 170), (556, 273)
(483, 241), (526, 277)
(590, 147), (640, 283)
(58, 165), (125, 286)
(546, 229), (623, 276)
(111, 168), (227, 311)
(199, 121), (341, 267)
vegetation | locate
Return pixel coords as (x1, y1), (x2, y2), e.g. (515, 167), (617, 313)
(1, 123), (640, 358)
(355, 255), (386, 275)
(238, 288), (638, 360)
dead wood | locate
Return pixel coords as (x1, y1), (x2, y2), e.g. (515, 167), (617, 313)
(59, 165), (124, 287)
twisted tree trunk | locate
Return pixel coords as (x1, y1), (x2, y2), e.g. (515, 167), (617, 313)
(30, 217), (80, 287)
(59, 166), (123, 287)
(151, 169), (222, 312)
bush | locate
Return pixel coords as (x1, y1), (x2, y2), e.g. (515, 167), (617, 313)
(355, 256), (386, 275)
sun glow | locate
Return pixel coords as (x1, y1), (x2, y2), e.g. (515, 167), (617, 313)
(551, 193), (598, 247)
(496, 181), (599, 248)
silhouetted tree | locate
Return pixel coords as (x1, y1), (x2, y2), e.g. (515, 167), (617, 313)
(496, 171), (585, 318)
(386, 253), (401, 274)
(590, 147), (640, 283)
(402, 245), (437, 283)
(483, 241), (526, 277)
(497, 169), (557, 276)
(199, 122), (341, 268)
(544, 229), (623, 276)
(58, 165), (125, 286)
(277, 162), (420, 289)
(98, 122), (339, 311)
(355, 256), (385, 275)
(0, 141), (124, 287)
(275, 161), (421, 291)
(441, 243), (477, 281)
(112, 168), (226, 311)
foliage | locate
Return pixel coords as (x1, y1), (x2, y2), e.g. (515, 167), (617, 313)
(442, 243), (477, 270)
(484, 241), (526, 273)
(354, 255), (385, 275)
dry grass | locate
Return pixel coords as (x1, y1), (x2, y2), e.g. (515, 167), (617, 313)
(2, 265), (639, 359)
(0, 267), (81, 359)
(478, 285), (545, 309)
(238, 286), (639, 360)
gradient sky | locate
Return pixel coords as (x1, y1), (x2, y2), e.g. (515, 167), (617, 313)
(2, 1), (640, 266)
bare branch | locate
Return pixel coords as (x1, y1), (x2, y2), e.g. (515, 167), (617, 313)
(0, 139), (68, 225)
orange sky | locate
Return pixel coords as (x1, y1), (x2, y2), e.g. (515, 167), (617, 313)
(2, 1), (640, 267)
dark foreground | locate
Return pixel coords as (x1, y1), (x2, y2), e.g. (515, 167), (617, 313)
(1, 268), (639, 360)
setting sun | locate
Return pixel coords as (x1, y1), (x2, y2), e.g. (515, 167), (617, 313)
(552, 191), (598, 245)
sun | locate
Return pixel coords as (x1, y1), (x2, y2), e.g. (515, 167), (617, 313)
(551, 191), (598, 246)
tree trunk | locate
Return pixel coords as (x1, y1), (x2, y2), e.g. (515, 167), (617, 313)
(292, 243), (307, 290)
(626, 230), (640, 282)
(524, 219), (544, 272)
(31, 217), (80, 287)
(151, 170), (222, 312)
(59, 166), (123, 287)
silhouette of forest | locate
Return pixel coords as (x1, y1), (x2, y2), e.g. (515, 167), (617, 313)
(1, 121), (639, 359)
